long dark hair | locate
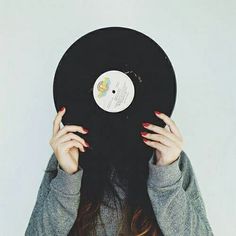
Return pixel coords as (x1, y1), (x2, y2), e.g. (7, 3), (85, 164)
(46, 136), (162, 235)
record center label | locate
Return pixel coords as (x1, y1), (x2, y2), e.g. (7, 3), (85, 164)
(93, 70), (135, 113)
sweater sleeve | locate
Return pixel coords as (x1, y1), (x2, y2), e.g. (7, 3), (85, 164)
(147, 150), (214, 236)
(25, 152), (83, 236)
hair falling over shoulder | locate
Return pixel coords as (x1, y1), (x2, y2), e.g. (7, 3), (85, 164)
(68, 199), (160, 236)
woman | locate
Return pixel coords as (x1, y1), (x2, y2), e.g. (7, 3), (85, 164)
(25, 106), (214, 236)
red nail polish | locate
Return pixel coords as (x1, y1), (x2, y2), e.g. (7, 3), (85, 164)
(83, 127), (89, 133)
(143, 138), (148, 142)
(142, 122), (150, 127)
(140, 131), (148, 136)
(84, 141), (90, 147)
(59, 106), (65, 112)
(154, 111), (161, 115)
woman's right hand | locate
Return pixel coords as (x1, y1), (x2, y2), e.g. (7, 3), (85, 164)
(49, 106), (89, 174)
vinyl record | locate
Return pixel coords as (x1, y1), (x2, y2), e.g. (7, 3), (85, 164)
(53, 26), (177, 164)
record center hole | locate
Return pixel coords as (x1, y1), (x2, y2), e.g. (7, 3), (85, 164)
(112, 90), (116, 94)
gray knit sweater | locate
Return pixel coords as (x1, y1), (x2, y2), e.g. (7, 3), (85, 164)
(25, 150), (214, 236)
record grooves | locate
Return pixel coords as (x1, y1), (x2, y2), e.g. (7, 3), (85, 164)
(53, 26), (176, 163)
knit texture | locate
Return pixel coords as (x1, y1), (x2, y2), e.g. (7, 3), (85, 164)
(25, 150), (214, 236)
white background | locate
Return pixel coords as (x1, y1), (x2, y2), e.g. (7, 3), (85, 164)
(1, 1), (235, 235)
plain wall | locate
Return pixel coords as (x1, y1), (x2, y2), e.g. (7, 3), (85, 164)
(1, 0), (235, 235)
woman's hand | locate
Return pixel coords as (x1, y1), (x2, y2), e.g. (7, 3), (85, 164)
(141, 111), (184, 166)
(49, 106), (90, 174)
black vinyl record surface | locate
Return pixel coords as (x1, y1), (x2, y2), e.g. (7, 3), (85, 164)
(53, 26), (177, 165)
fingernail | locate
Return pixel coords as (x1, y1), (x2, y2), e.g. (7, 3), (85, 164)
(143, 138), (148, 142)
(83, 127), (89, 133)
(84, 141), (90, 147)
(59, 106), (65, 112)
(142, 122), (150, 127)
(154, 111), (161, 115)
(140, 131), (148, 136)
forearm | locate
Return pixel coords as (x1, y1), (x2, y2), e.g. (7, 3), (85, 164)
(25, 187), (81, 235)
(147, 151), (214, 236)
(25, 155), (83, 236)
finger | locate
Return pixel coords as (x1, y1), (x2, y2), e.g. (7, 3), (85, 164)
(141, 132), (177, 147)
(142, 123), (182, 147)
(61, 140), (85, 153)
(142, 138), (167, 152)
(55, 125), (88, 139)
(53, 107), (66, 136)
(154, 111), (183, 139)
(57, 133), (89, 148)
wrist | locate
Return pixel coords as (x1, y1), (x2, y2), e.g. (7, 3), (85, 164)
(58, 163), (80, 175)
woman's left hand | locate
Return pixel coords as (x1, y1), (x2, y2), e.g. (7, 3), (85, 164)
(141, 111), (184, 166)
